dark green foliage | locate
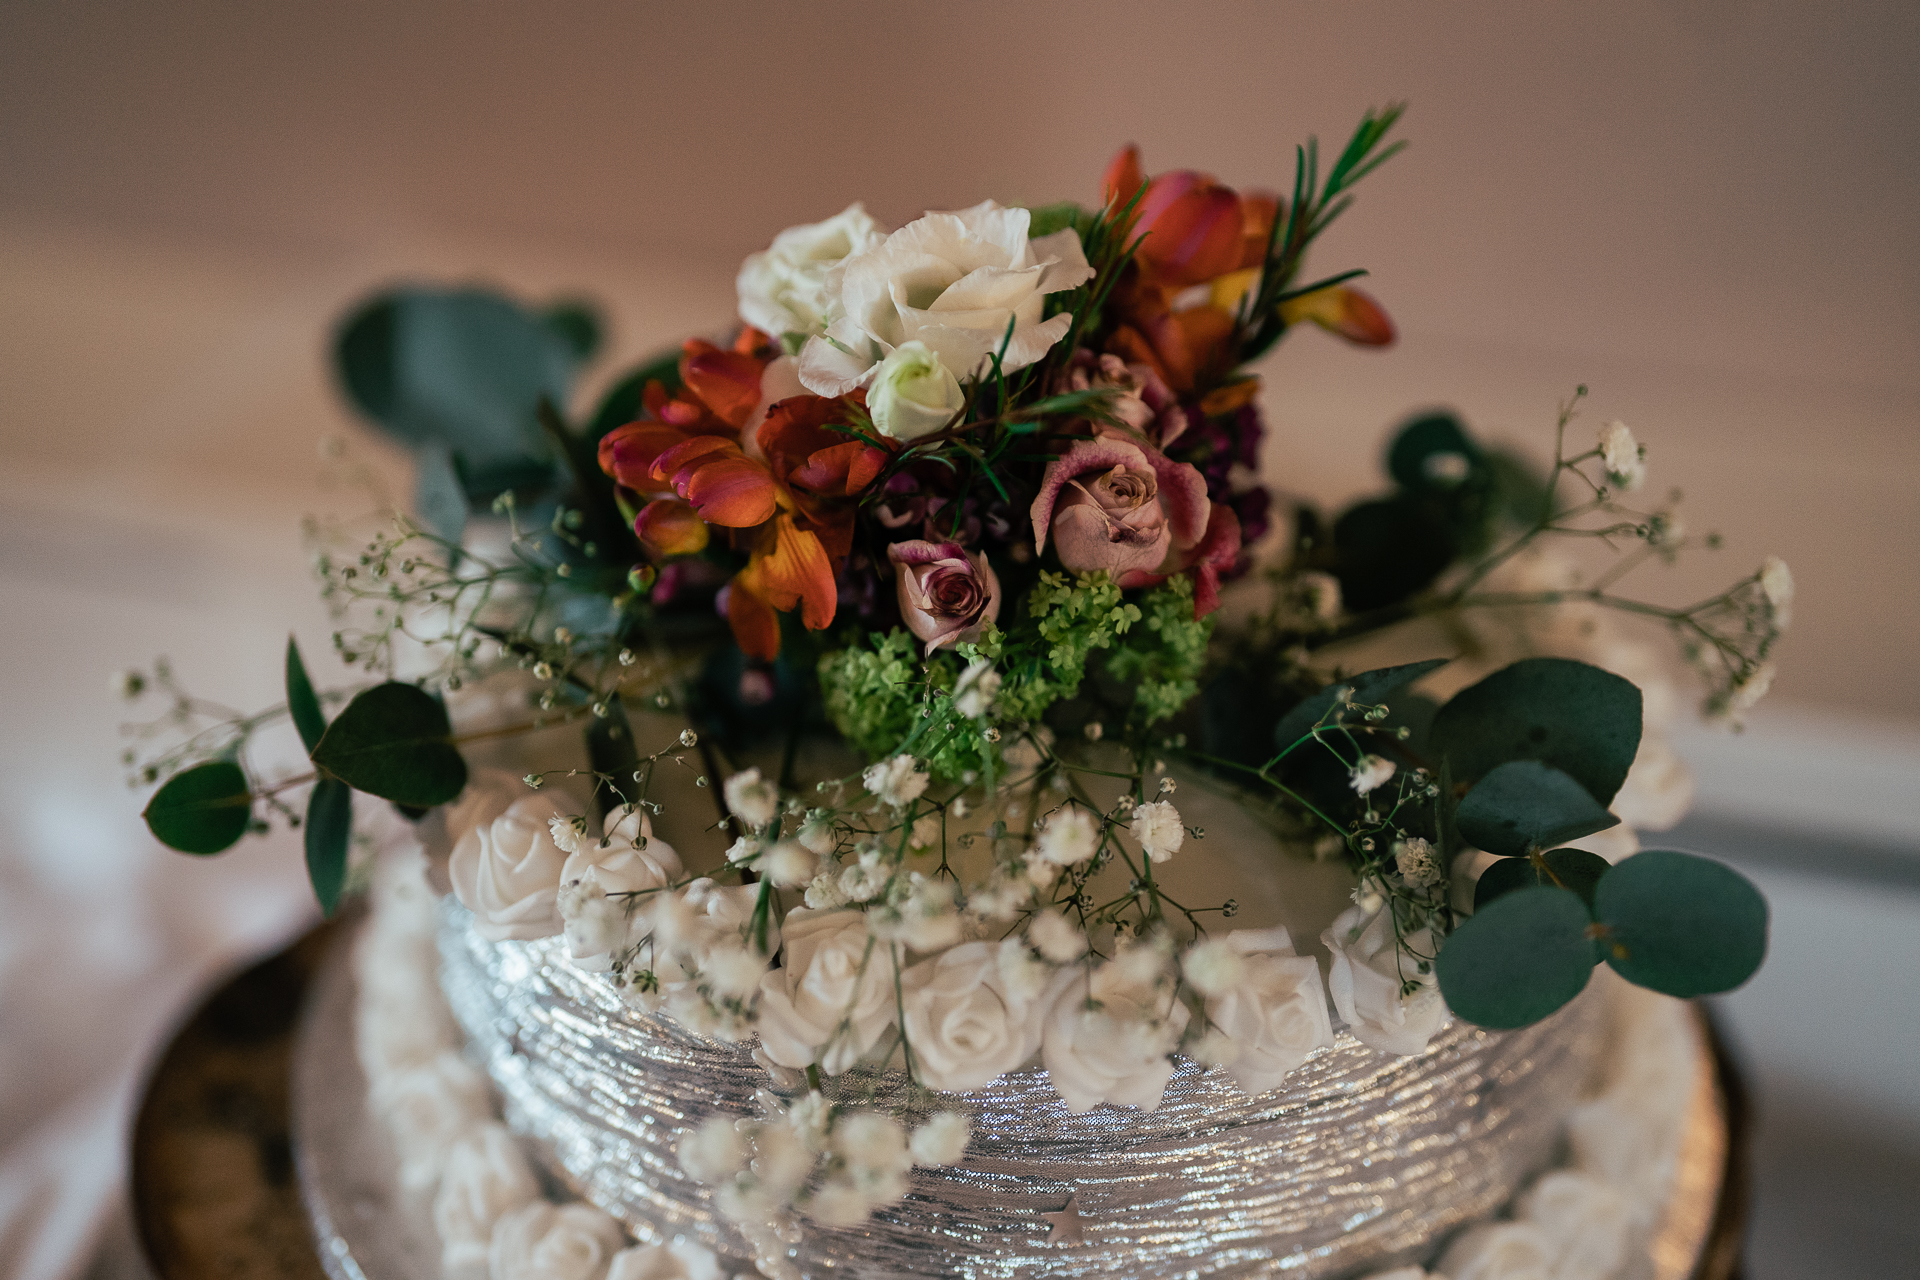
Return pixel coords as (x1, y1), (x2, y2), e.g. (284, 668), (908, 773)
(311, 682), (468, 807)
(1435, 886), (1595, 1029)
(304, 777), (353, 915)
(584, 348), (684, 445)
(1456, 760), (1619, 858)
(1595, 850), (1769, 997)
(284, 636), (327, 755)
(541, 300), (604, 362)
(143, 761), (252, 855)
(1329, 497), (1457, 611)
(1431, 658), (1642, 804)
(1473, 847), (1612, 913)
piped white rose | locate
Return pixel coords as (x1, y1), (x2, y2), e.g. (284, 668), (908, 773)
(796, 201), (1093, 398)
(1040, 948), (1189, 1113)
(755, 907), (898, 1075)
(900, 940), (1045, 1091)
(448, 794), (569, 942)
(557, 808), (685, 970)
(1322, 899), (1448, 1056)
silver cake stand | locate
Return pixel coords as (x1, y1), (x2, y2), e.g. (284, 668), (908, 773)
(131, 921), (1750, 1280)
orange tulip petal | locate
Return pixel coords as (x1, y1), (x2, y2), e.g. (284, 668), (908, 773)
(681, 455), (778, 527)
(683, 343), (768, 430)
(598, 421), (685, 491)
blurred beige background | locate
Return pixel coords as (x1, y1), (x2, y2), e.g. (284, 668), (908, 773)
(1, 3), (1916, 1279)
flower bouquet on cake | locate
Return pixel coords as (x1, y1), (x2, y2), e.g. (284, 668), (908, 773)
(122, 107), (1782, 1280)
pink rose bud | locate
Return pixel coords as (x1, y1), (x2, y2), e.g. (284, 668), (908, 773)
(887, 540), (1002, 651)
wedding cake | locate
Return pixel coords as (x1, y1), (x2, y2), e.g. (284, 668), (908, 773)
(125, 109), (1779, 1280)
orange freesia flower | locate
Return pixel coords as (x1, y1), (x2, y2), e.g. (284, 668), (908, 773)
(633, 498), (710, 557)
(1278, 284), (1396, 347)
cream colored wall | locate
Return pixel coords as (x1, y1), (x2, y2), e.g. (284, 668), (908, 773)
(3, 0), (1914, 720)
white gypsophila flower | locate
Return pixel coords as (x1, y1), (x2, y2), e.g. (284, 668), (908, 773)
(431, 1122), (539, 1275)
(910, 814), (942, 848)
(762, 840), (818, 889)
(548, 813), (585, 855)
(868, 872), (964, 953)
(1128, 799), (1185, 864)
(725, 836), (761, 866)
(1348, 755), (1397, 795)
(1726, 661), (1776, 716)
(646, 878), (776, 972)
(1180, 937), (1247, 999)
(804, 870), (850, 910)
(755, 908), (898, 1075)
(1354, 1270), (1434, 1280)
(996, 935), (1052, 1003)
(606, 1239), (725, 1280)
(1598, 420), (1646, 490)
(867, 341), (966, 441)
(1028, 908), (1088, 963)
(796, 201), (1094, 396)
(703, 943), (772, 1000)
(736, 202), (887, 339)
(723, 767), (780, 830)
(1035, 806), (1100, 866)
(863, 754), (930, 808)
(1022, 851), (1061, 890)
(836, 848), (889, 903)
(1039, 960), (1191, 1113)
(1199, 927), (1335, 1095)
(900, 941), (1042, 1091)
(558, 868), (632, 969)
(715, 1117), (812, 1223)
(448, 793), (571, 942)
(1760, 556), (1794, 626)
(952, 659), (1001, 718)
(1394, 837), (1443, 889)
(1322, 901), (1447, 1056)
(488, 1201), (629, 1280)
(909, 1112), (973, 1165)
(797, 818), (838, 857)
(679, 1115), (748, 1182)
(824, 1112), (912, 1213)
(1434, 1219), (1557, 1280)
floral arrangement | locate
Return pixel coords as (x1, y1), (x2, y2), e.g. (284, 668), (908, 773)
(123, 107), (1780, 1242)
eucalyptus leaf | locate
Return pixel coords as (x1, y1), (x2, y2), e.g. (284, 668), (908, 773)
(1388, 413), (1483, 493)
(413, 442), (470, 550)
(1473, 847), (1613, 913)
(1436, 886), (1595, 1029)
(541, 300), (604, 363)
(143, 761), (252, 855)
(311, 682), (468, 807)
(584, 349), (683, 445)
(285, 636), (327, 756)
(305, 777), (353, 915)
(1272, 658), (1450, 761)
(1594, 849), (1768, 997)
(1429, 657), (1642, 804)
(1457, 760), (1619, 858)
(1330, 496), (1457, 611)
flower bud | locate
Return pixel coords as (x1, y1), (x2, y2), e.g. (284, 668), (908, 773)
(868, 341), (965, 442)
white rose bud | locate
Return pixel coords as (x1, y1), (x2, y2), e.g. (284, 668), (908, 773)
(868, 341), (966, 442)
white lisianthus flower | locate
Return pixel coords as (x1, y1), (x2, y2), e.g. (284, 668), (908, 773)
(909, 1111), (973, 1165)
(797, 201), (1095, 396)
(1196, 927), (1335, 1094)
(448, 794), (570, 941)
(1039, 960), (1190, 1113)
(432, 1123), (539, 1275)
(1322, 901), (1447, 1056)
(1028, 908), (1088, 963)
(863, 755), (930, 808)
(488, 1201), (629, 1280)
(1035, 806), (1100, 866)
(901, 941), (1043, 1091)
(606, 1240), (725, 1280)
(1598, 420), (1646, 490)
(754, 908), (897, 1074)
(736, 202), (887, 340)
(867, 341), (966, 441)
(1760, 555), (1794, 626)
(1348, 754), (1397, 795)
(1128, 799), (1185, 863)
(952, 659), (1001, 719)
(723, 767), (780, 830)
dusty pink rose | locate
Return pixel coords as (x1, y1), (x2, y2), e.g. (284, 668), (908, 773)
(1118, 500), (1243, 618)
(1061, 351), (1187, 447)
(887, 540), (1002, 650)
(1031, 438), (1208, 578)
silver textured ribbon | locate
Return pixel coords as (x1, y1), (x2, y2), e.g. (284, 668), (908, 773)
(439, 902), (1602, 1279)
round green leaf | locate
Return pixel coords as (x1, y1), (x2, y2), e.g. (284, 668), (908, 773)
(1437, 886), (1596, 1029)
(312, 682), (468, 808)
(1473, 847), (1613, 913)
(143, 761), (252, 855)
(1457, 760), (1620, 858)
(1388, 413), (1484, 493)
(1429, 657), (1642, 805)
(305, 777), (353, 916)
(1594, 849), (1769, 997)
